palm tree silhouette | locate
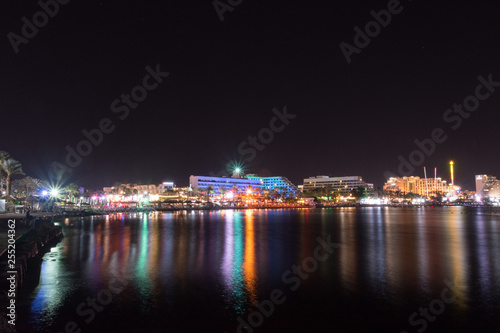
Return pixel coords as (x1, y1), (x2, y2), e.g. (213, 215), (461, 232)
(64, 183), (80, 203)
(0, 151), (11, 193)
(0, 159), (25, 196)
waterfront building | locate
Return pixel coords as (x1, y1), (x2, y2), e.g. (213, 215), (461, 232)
(189, 175), (262, 194)
(136, 184), (160, 194)
(159, 182), (175, 192)
(246, 174), (299, 197)
(103, 181), (176, 195)
(476, 175), (500, 199)
(103, 186), (114, 194)
(303, 175), (374, 195)
(383, 176), (453, 197)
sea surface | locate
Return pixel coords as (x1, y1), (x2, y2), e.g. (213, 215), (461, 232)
(17, 207), (500, 332)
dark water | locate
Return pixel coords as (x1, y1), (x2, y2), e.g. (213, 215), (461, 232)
(17, 207), (500, 333)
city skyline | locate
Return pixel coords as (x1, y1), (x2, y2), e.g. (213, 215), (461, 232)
(2, 146), (492, 198)
(1, 148), (494, 192)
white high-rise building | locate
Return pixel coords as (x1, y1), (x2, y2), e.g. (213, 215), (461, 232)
(303, 176), (373, 194)
(189, 175), (262, 194)
(476, 175), (500, 199)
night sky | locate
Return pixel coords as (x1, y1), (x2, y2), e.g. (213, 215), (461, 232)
(1, 0), (499, 190)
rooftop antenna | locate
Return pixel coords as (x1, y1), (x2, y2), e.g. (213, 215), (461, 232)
(424, 166), (429, 198)
(450, 160), (454, 186)
(434, 167), (437, 197)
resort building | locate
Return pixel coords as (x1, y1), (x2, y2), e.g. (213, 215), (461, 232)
(136, 184), (161, 194)
(246, 175), (299, 197)
(103, 182), (176, 195)
(158, 182), (175, 192)
(383, 176), (452, 196)
(476, 175), (500, 199)
(302, 176), (374, 195)
(189, 175), (262, 194)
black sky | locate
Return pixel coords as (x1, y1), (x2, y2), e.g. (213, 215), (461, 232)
(1, 0), (499, 190)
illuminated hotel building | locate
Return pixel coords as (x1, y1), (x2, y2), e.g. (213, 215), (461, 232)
(190, 174), (300, 197)
(158, 182), (175, 192)
(189, 175), (262, 194)
(302, 176), (374, 194)
(246, 175), (299, 197)
(103, 182), (175, 195)
(383, 176), (453, 196)
(476, 175), (500, 199)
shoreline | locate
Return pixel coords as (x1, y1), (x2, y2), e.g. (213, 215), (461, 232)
(1, 203), (499, 223)
(0, 219), (63, 332)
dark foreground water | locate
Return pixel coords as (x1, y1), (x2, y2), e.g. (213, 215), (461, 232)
(17, 207), (500, 333)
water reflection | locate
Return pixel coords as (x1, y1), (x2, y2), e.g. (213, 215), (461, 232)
(339, 208), (358, 292)
(443, 210), (468, 306)
(137, 214), (152, 310)
(231, 212), (246, 312)
(22, 208), (500, 332)
(417, 208), (430, 294)
(333, 207), (499, 310)
(244, 210), (257, 305)
(365, 208), (388, 297)
(220, 211), (251, 313)
(30, 247), (66, 329)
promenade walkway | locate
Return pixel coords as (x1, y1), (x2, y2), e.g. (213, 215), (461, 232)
(0, 212), (63, 257)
